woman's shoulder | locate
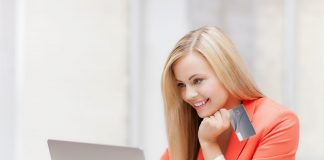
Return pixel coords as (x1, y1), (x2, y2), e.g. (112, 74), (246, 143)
(244, 97), (299, 158)
(246, 97), (299, 131)
(160, 149), (169, 160)
(254, 97), (297, 117)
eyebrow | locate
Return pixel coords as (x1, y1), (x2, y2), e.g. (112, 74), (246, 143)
(176, 74), (204, 82)
(189, 74), (199, 81)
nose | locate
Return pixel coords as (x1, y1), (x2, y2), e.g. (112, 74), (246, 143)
(185, 86), (198, 100)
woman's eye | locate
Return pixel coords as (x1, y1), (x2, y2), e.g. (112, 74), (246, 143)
(193, 79), (203, 85)
(177, 83), (186, 88)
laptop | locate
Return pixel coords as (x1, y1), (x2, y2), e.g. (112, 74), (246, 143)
(48, 139), (145, 160)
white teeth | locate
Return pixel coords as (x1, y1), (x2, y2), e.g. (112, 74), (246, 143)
(194, 101), (206, 107)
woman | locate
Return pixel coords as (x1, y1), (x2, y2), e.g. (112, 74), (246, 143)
(161, 26), (299, 160)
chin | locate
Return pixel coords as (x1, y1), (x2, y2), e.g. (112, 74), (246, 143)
(197, 108), (220, 118)
(197, 112), (212, 118)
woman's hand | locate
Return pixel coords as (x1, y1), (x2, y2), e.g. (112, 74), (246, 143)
(198, 108), (231, 144)
(198, 109), (231, 160)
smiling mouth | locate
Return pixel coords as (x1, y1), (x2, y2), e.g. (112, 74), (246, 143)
(193, 98), (209, 110)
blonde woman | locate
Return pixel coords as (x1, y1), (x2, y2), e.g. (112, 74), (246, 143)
(160, 26), (299, 160)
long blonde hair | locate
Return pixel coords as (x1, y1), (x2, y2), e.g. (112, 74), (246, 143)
(161, 26), (263, 160)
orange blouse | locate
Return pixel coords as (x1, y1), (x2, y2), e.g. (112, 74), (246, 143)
(161, 98), (299, 160)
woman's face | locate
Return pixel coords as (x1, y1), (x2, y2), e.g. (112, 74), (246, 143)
(172, 53), (239, 118)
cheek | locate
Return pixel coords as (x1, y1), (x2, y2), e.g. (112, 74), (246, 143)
(180, 90), (188, 101)
(206, 82), (229, 99)
(202, 87), (215, 97)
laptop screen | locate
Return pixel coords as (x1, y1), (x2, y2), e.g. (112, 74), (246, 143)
(48, 139), (145, 160)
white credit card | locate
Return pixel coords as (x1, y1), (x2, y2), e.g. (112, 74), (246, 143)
(229, 104), (256, 141)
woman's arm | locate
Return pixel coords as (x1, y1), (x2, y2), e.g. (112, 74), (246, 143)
(198, 109), (230, 160)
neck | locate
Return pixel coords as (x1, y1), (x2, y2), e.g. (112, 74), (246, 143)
(224, 96), (241, 110)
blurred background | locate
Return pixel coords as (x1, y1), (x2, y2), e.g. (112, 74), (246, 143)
(1, 0), (323, 159)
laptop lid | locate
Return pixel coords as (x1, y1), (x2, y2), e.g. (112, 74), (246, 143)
(48, 139), (145, 160)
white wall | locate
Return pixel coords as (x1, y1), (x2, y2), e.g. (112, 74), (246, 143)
(297, 0), (324, 158)
(136, 0), (189, 159)
(14, 0), (128, 160)
(0, 0), (16, 159)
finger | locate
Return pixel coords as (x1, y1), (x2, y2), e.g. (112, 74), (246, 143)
(219, 108), (230, 121)
(201, 117), (208, 123)
(214, 111), (223, 125)
(202, 116), (212, 124)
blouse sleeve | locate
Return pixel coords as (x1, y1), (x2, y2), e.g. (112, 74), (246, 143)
(252, 111), (299, 160)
